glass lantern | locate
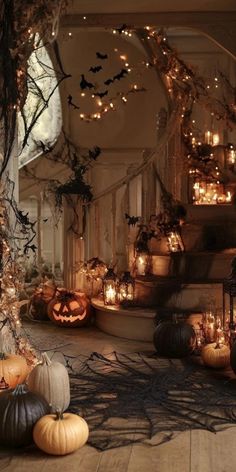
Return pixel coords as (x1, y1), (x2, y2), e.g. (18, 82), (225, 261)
(103, 268), (118, 305)
(225, 143), (236, 170)
(223, 257), (236, 344)
(118, 271), (135, 304)
(167, 231), (184, 252)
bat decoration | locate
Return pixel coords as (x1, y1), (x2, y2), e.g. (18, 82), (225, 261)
(93, 90), (108, 98)
(43, 218), (48, 223)
(115, 24), (128, 34)
(89, 65), (102, 73)
(125, 213), (140, 227)
(18, 210), (31, 226)
(113, 68), (128, 81)
(104, 78), (114, 86)
(80, 74), (95, 90)
(24, 244), (37, 254)
(38, 140), (53, 154)
(96, 51), (108, 60)
(88, 146), (101, 160)
(67, 94), (80, 110)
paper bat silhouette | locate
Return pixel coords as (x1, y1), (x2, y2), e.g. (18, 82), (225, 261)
(89, 65), (102, 73)
(96, 51), (108, 60)
(88, 146), (101, 160)
(80, 74), (94, 90)
(125, 213), (140, 226)
(93, 90), (108, 98)
(67, 94), (80, 110)
(39, 141), (53, 153)
(104, 78), (114, 86)
(113, 68), (128, 81)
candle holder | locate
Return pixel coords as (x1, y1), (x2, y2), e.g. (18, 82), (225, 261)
(103, 268), (118, 305)
(133, 240), (152, 277)
(118, 271), (135, 304)
(225, 143), (236, 171)
(167, 231), (184, 252)
(223, 257), (236, 337)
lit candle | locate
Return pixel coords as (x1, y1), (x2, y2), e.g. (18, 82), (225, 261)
(105, 285), (117, 304)
(227, 145), (236, 165)
(205, 130), (212, 145)
(136, 255), (146, 275)
(212, 133), (220, 146)
(193, 181), (200, 201)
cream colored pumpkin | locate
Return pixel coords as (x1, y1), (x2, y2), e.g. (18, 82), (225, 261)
(201, 342), (230, 369)
(27, 352), (70, 412)
(0, 353), (29, 388)
(33, 412), (89, 455)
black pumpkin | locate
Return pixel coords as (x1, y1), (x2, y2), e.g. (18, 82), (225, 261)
(230, 341), (236, 374)
(153, 321), (196, 358)
(0, 383), (50, 447)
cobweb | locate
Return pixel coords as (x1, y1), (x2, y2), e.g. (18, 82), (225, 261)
(65, 351), (236, 451)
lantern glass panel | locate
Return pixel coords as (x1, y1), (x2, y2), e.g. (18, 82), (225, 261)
(118, 271), (135, 303)
(103, 268), (118, 305)
(134, 252), (151, 276)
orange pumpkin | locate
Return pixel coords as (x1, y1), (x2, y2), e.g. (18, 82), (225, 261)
(0, 353), (29, 388)
(47, 289), (91, 327)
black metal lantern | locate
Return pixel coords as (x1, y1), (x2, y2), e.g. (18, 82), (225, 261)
(223, 257), (236, 340)
(118, 271), (135, 303)
(103, 268), (118, 305)
(225, 143), (236, 170)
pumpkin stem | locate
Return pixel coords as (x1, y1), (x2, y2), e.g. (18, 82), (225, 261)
(12, 384), (28, 395)
(0, 353), (6, 360)
(215, 342), (221, 349)
(55, 409), (64, 421)
(41, 352), (52, 366)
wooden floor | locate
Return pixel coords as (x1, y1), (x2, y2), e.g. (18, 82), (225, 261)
(1, 320), (236, 472)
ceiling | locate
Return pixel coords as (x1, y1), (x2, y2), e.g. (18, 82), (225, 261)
(68, 0), (236, 14)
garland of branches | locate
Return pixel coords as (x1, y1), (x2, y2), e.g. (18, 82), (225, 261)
(0, 0), (68, 177)
(22, 130), (101, 235)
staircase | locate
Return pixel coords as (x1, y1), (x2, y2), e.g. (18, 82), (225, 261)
(137, 204), (236, 314)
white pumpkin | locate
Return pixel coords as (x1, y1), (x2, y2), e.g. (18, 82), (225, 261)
(27, 352), (70, 412)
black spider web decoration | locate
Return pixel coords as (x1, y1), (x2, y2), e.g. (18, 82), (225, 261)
(66, 351), (236, 451)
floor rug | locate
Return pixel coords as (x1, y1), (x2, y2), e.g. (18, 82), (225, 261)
(66, 351), (236, 450)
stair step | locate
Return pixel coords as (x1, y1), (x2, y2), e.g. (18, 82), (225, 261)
(135, 276), (222, 311)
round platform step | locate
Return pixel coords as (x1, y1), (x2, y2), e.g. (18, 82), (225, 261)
(91, 298), (156, 342)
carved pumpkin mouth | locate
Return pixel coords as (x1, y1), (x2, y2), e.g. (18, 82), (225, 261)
(52, 302), (87, 323)
(53, 311), (87, 323)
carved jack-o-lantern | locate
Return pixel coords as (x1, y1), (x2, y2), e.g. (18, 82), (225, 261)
(47, 289), (91, 327)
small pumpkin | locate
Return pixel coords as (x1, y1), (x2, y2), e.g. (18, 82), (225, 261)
(0, 353), (29, 388)
(153, 321), (196, 358)
(201, 342), (230, 369)
(28, 352), (70, 412)
(0, 384), (50, 447)
(47, 289), (91, 327)
(29, 282), (56, 321)
(33, 411), (89, 455)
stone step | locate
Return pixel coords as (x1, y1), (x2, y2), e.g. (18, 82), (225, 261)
(151, 251), (235, 279)
(135, 276), (222, 312)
